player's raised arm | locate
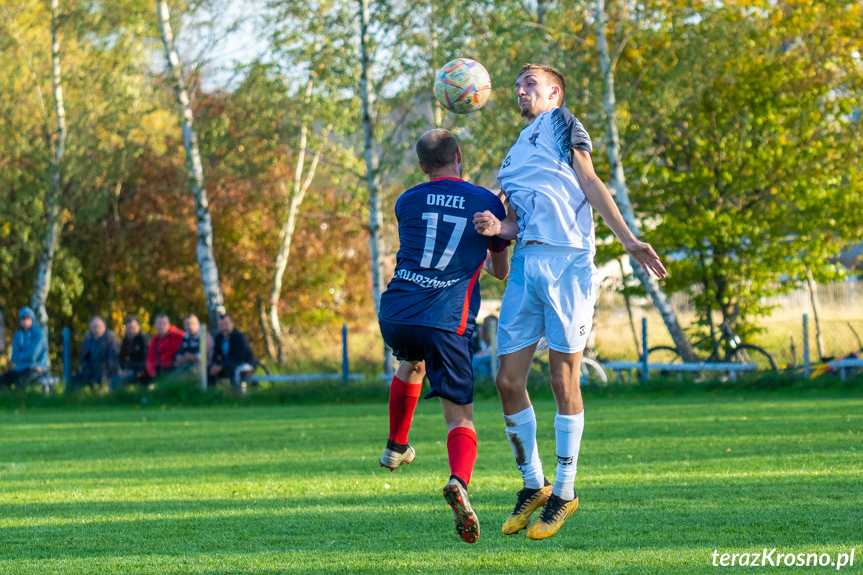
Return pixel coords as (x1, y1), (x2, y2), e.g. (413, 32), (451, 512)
(570, 149), (668, 279)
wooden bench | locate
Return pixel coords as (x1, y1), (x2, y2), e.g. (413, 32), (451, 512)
(604, 361), (759, 382)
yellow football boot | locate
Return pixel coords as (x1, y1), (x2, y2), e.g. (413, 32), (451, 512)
(501, 483), (552, 535)
(526, 493), (579, 540)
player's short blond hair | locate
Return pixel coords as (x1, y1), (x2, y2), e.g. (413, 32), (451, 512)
(517, 64), (566, 106)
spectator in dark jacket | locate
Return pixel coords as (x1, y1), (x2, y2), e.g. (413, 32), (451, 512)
(209, 314), (256, 385)
(146, 314), (184, 378)
(174, 314), (214, 374)
(111, 316), (149, 389)
(0, 307), (48, 388)
(72, 316), (120, 388)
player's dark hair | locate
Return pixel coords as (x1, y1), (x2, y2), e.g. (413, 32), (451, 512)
(517, 64), (566, 106)
(416, 129), (459, 171)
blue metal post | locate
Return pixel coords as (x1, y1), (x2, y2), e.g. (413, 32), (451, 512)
(802, 314), (811, 379)
(641, 317), (649, 382)
(62, 328), (72, 385)
(341, 324), (349, 385)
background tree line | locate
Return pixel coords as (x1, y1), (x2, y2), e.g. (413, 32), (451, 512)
(1, 0), (860, 366)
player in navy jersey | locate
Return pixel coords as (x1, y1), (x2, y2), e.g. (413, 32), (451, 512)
(378, 129), (510, 544)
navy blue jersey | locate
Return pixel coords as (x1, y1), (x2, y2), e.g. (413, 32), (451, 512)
(379, 178), (507, 336)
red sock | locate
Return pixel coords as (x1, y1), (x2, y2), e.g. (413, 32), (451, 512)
(447, 427), (478, 486)
(388, 376), (422, 444)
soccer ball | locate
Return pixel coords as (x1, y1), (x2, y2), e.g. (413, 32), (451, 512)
(434, 58), (491, 114)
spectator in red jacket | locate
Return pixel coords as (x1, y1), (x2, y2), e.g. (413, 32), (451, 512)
(146, 313), (185, 378)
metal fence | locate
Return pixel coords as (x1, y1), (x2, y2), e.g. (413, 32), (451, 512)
(4, 281), (863, 384)
(592, 281), (863, 366)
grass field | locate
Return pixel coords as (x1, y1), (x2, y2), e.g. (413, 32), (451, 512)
(1, 394), (861, 574)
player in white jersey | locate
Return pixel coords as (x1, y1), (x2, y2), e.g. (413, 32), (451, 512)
(474, 64), (667, 540)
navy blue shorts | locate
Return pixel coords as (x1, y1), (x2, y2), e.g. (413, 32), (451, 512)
(379, 320), (474, 405)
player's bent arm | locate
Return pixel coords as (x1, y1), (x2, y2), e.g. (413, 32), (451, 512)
(571, 149), (668, 279)
(484, 249), (510, 280)
(473, 207), (519, 240)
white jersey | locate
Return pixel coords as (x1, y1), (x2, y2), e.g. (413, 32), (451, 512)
(497, 106), (595, 252)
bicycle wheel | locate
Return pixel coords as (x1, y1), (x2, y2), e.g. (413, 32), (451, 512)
(728, 344), (777, 371)
(580, 357), (608, 386)
(644, 345), (684, 364)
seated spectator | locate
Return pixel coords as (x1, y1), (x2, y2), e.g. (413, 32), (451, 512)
(471, 315), (497, 379)
(174, 314), (214, 374)
(0, 307), (48, 389)
(209, 314), (256, 385)
(111, 316), (149, 389)
(146, 313), (184, 379)
(71, 316), (120, 389)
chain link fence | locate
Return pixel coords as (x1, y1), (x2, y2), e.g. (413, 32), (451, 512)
(592, 281), (863, 367)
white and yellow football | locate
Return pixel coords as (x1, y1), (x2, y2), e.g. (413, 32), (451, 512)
(434, 58), (492, 114)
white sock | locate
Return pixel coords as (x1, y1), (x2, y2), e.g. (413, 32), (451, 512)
(504, 406), (544, 490)
(553, 411), (584, 500)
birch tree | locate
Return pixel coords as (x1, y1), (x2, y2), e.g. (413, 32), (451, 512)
(595, 0), (697, 361)
(269, 78), (330, 364)
(358, 0), (385, 345)
(156, 0), (226, 330)
(28, 0), (67, 341)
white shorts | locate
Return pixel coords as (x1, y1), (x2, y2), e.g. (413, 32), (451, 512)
(497, 245), (600, 355)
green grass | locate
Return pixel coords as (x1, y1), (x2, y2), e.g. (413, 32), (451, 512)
(1, 395), (861, 574)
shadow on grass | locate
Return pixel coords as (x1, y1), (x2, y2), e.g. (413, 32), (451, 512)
(3, 475), (861, 562)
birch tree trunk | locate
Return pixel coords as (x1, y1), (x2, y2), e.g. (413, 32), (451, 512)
(257, 294), (277, 361)
(619, 258), (641, 354)
(157, 0), (226, 331)
(805, 269), (826, 359)
(358, 0), (393, 372)
(30, 0), (67, 352)
(268, 79), (325, 364)
(595, 0), (697, 362)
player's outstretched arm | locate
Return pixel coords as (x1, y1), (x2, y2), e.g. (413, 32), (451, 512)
(473, 208), (518, 240)
(570, 149), (668, 279)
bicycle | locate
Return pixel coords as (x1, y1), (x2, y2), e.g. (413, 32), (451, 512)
(643, 314), (778, 372)
(532, 337), (609, 386)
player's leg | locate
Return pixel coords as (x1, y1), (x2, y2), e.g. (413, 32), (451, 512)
(441, 399), (476, 486)
(495, 250), (553, 534)
(526, 249), (597, 540)
(496, 345), (553, 534)
(440, 399), (480, 544)
(378, 320), (426, 471)
(422, 328), (481, 543)
(525, 348), (584, 540)
(380, 360), (425, 470)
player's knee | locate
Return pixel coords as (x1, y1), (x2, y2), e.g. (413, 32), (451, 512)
(404, 360), (426, 377)
(494, 371), (522, 396)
